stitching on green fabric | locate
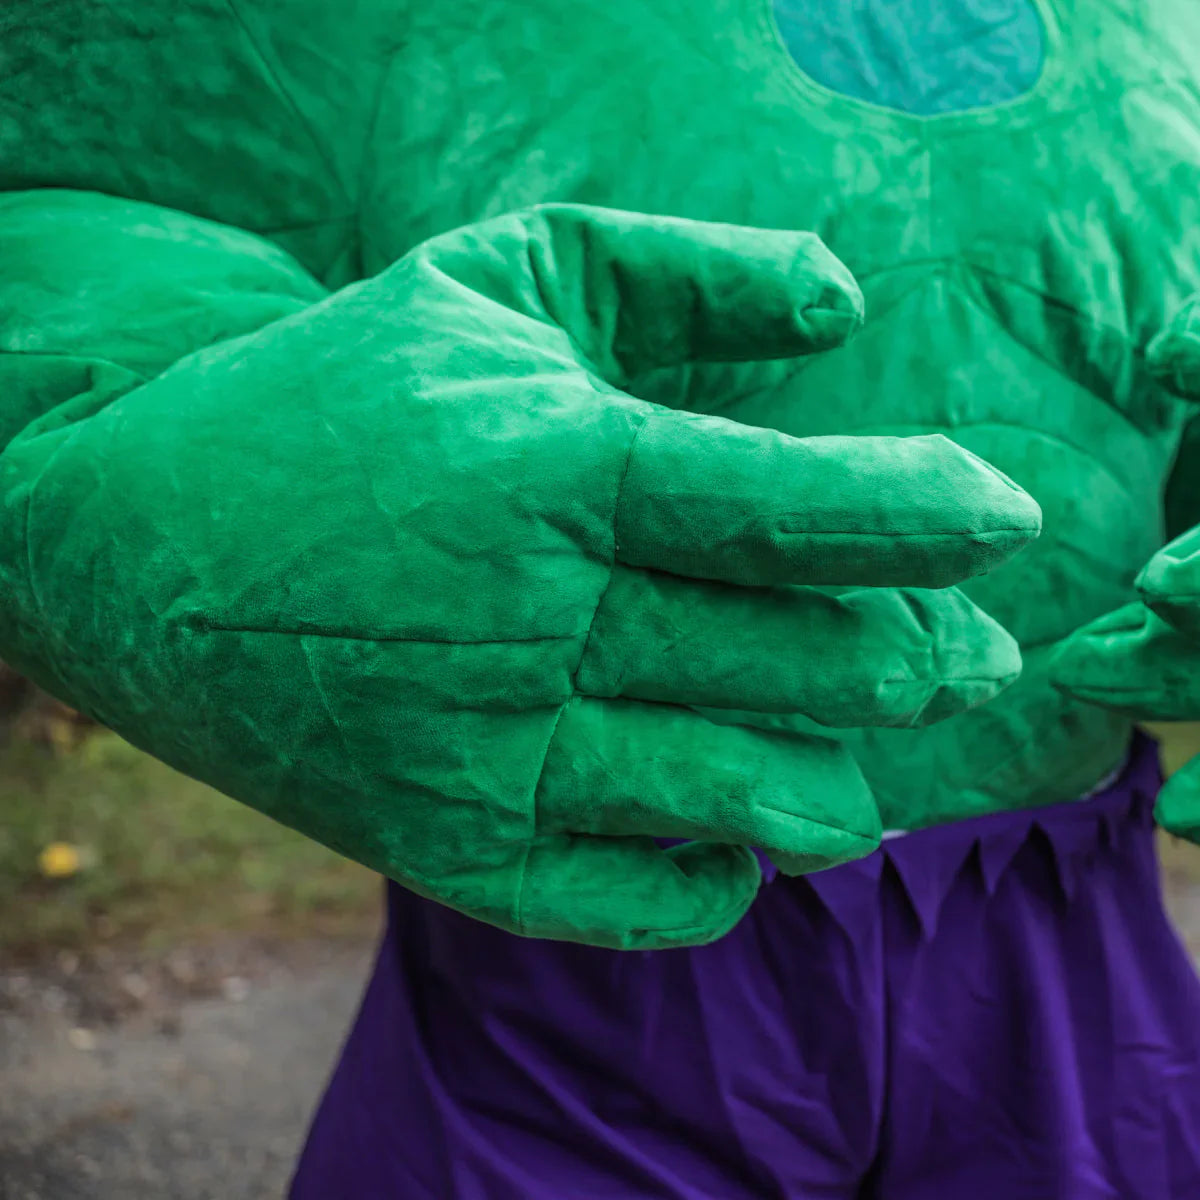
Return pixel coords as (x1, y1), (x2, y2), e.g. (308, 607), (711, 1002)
(719, 257), (1148, 395)
(848, 251), (1159, 377)
(16, 418), (94, 690)
(353, 51), (402, 278)
(200, 625), (581, 645)
(577, 411), (652, 686)
(877, 673), (1021, 689)
(521, 216), (617, 384)
(770, 525), (1035, 537)
(948, 420), (1139, 495)
(754, 804), (878, 847)
(297, 636), (371, 796)
(0, 348), (146, 375)
(637, 262), (1160, 438)
(515, 412), (651, 936)
(223, 0), (352, 206)
(1064, 687), (1189, 701)
(515, 703), (573, 937)
(222, 0), (357, 261)
(816, 417), (1145, 501)
(954, 264), (1152, 435)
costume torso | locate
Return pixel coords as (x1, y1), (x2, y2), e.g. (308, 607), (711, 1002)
(365, 0), (1200, 825)
(5, 0), (1200, 827)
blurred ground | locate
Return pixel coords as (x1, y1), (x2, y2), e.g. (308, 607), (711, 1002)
(0, 732), (378, 956)
(0, 934), (377, 1200)
(0, 724), (381, 1200)
(4, 725), (1200, 1198)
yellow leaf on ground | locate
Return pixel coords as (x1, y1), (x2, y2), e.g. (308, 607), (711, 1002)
(38, 842), (82, 879)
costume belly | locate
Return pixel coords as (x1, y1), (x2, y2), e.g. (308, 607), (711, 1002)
(8, 0), (1200, 833)
(362, 0), (1200, 825)
(671, 279), (1175, 826)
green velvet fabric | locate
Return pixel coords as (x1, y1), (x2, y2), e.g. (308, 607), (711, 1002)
(1054, 305), (1200, 842)
(1, 0), (1199, 945)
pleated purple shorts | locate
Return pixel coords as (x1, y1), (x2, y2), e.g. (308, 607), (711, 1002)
(291, 735), (1200, 1198)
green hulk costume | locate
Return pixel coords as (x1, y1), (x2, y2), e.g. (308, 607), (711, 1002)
(2, 0), (1200, 958)
(13, 2), (1200, 1194)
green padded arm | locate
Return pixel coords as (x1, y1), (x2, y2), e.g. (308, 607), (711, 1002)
(0, 191), (330, 447)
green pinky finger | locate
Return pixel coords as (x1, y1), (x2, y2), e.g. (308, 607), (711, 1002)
(517, 838), (762, 949)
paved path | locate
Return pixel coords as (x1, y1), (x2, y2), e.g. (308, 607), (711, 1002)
(0, 938), (376, 1200)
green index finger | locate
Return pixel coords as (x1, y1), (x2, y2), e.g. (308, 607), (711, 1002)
(615, 412), (1042, 588)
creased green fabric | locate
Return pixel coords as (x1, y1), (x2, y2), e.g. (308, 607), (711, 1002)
(0, 193), (1037, 946)
(1053, 302), (1200, 842)
(4, 0), (1200, 945)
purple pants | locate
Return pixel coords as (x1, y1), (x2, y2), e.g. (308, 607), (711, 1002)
(291, 736), (1200, 1198)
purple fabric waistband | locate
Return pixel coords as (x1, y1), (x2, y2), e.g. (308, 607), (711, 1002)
(801, 733), (1156, 940)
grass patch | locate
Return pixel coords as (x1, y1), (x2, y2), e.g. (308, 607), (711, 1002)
(0, 732), (378, 958)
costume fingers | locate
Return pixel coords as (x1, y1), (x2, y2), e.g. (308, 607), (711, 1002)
(443, 204), (865, 381)
(577, 565), (1020, 727)
(1137, 524), (1200, 640)
(518, 836), (762, 949)
(1050, 602), (1200, 719)
(615, 412), (1042, 589)
(536, 695), (879, 875)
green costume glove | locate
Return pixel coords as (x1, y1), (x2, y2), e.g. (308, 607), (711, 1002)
(0, 192), (1041, 947)
(1052, 298), (1200, 839)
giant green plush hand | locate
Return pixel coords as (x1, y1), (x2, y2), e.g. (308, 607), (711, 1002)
(0, 195), (1041, 947)
(1053, 298), (1200, 838)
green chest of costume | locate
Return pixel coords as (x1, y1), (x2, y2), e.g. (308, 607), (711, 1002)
(351, 0), (1200, 824)
(4, 0), (1200, 833)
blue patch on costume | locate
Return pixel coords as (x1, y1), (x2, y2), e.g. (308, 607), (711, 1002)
(772, 0), (1045, 115)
